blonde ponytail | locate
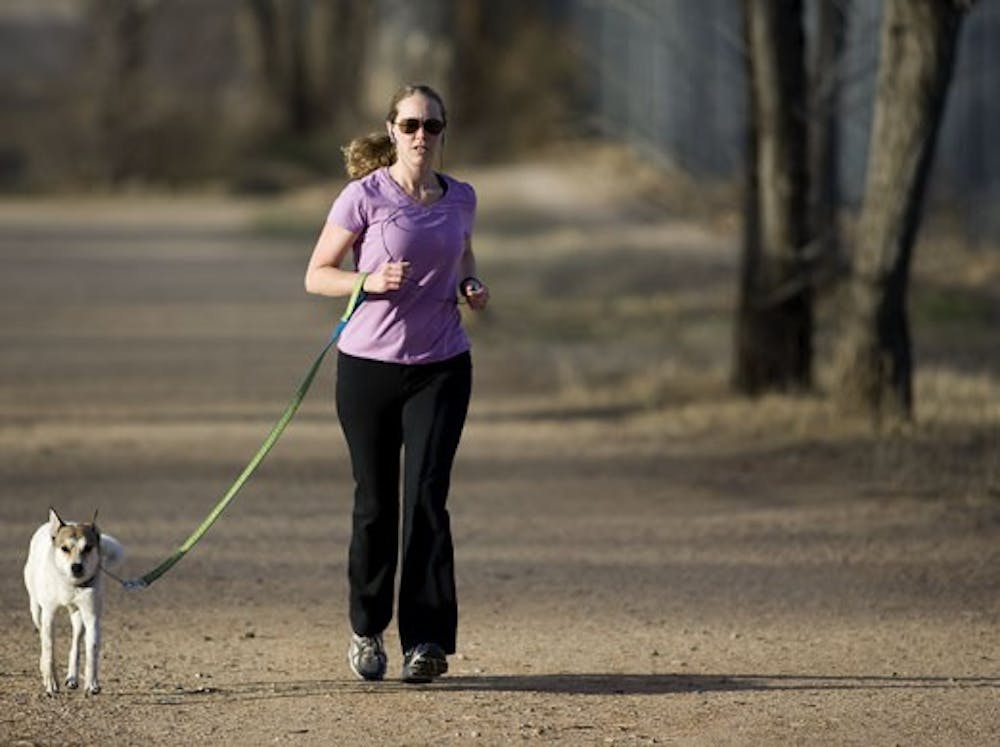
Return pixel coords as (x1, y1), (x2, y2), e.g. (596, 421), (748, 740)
(341, 133), (396, 179)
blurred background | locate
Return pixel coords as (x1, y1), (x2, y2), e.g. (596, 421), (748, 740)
(1, 0), (997, 244)
(1, 0), (998, 425)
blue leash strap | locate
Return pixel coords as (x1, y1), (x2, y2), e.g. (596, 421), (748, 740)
(117, 273), (368, 589)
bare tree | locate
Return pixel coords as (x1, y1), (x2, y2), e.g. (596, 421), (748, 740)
(320, 0), (370, 130)
(88, 0), (156, 185)
(733, 0), (813, 395)
(244, 0), (368, 136)
(245, 0), (320, 134)
(808, 0), (848, 278)
(832, 0), (975, 424)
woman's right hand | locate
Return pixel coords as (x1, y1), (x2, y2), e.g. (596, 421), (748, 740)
(363, 261), (411, 293)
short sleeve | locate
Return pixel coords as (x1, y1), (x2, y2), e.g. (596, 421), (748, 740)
(327, 180), (367, 234)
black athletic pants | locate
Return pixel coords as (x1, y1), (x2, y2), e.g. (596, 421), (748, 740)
(336, 350), (471, 654)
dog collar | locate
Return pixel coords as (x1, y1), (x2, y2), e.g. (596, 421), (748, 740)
(76, 575), (99, 589)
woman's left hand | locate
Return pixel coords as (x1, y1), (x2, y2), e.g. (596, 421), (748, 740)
(462, 278), (490, 311)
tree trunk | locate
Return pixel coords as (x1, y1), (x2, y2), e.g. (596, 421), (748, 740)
(733, 0), (813, 395)
(286, 0), (313, 134)
(245, 0), (353, 136)
(89, 0), (153, 185)
(321, 0), (370, 130)
(808, 0), (848, 281)
(245, 0), (283, 116)
(832, 0), (972, 425)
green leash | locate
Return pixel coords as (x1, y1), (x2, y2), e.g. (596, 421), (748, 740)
(112, 274), (368, 590)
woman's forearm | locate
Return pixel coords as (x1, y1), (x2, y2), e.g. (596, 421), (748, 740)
(305, 264), (367, 298)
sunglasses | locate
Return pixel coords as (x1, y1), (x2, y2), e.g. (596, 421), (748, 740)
(395, 118), (445, 136)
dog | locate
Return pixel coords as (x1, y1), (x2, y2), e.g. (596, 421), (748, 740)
(23, 508), (124, 695)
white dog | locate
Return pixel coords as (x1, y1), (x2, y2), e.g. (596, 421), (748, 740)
(23, 508), (124, 695)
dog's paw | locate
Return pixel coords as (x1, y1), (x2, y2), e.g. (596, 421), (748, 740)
(43, 679), (59, 696)
(85, 683), (102, 696)
(65, 675), (79, 690)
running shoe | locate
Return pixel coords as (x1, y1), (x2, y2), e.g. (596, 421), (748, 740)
(401, 643), (448, 683)
(348, 633), (387, 681)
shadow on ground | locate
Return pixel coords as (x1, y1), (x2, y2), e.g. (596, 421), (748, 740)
(121, 672), (1000, 704)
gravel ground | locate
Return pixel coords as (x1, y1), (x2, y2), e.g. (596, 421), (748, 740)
(1, 158), (998, 745)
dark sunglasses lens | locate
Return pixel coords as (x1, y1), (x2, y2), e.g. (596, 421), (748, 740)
(397, 118), (444, 135)
(398, 119), (420, 134)
(423, 119), (445, 135)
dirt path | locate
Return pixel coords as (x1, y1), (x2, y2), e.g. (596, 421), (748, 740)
(1, 155), (999, 745)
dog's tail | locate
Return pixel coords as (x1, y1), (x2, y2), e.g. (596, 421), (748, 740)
(100, 534), (125, 569)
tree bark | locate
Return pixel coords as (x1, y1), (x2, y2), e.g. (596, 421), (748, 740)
(832, 0), (972, 424)
(322, 0), (369, 130)
(286, 0), (313, 134)
(89, 0), (154, 185)
(245, 0), (365, 136)
(245, 0), (283, 116)
(808, 0), (848, 281)
(733, 0), (812, 395)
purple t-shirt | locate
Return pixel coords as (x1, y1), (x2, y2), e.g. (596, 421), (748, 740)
(327, 167), (477, 364)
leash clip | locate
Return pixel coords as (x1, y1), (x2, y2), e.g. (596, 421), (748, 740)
(101, 564), (148, 591)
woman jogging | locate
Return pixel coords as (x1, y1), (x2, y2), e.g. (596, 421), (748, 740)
(304, 83), (489, 683)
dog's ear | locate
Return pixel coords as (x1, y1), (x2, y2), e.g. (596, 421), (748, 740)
(91, 509), (99, 528)
(48, 508), (64, 538)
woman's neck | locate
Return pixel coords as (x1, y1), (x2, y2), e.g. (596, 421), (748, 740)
(389, 162), (436, 192)
(389, 162), (442, 204)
